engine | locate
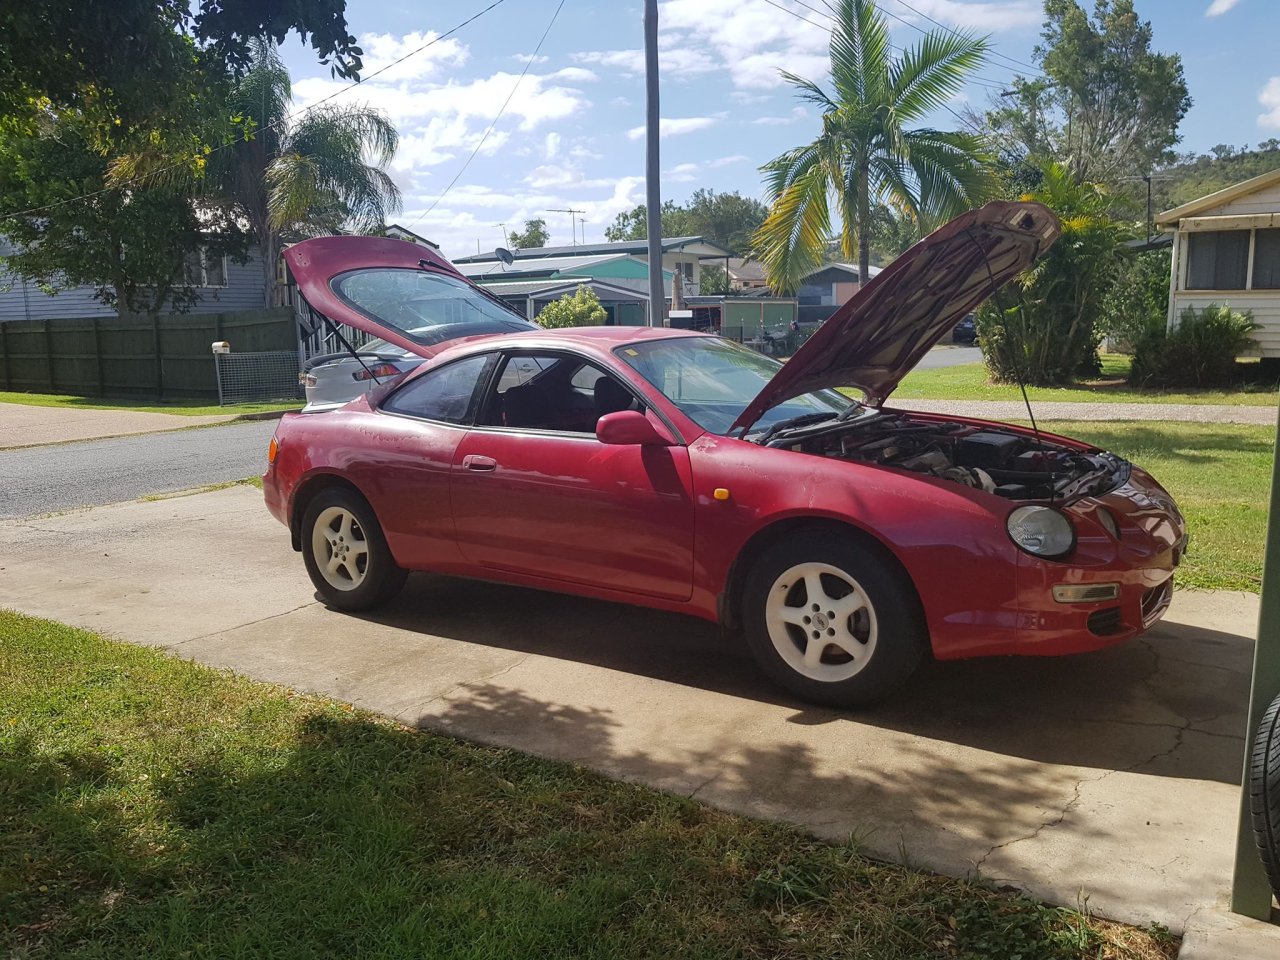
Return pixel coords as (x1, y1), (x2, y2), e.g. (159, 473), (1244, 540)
(764, 410), (1126, 501)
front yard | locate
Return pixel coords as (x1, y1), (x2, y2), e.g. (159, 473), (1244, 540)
(1, 611), (1175, 960)
(0, 390), (300, 417)
(898, 354), (1280, 406)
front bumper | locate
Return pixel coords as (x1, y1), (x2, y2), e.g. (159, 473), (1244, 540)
(1013, 467), (1186, 655)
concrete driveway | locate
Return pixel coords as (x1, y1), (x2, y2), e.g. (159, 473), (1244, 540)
(2, 485), (1277, 953)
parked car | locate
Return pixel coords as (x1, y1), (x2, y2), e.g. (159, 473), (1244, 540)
(287, 236), (539, 412)
(952, 312), (977, 344)
(263, 201), (1186, 707)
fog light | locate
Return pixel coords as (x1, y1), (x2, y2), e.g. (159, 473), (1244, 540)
(1052, 583), (1120, 603)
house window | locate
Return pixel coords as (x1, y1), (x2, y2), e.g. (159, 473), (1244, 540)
(1254, 229), (1280, 290)
(1186, 230), (1249, 290)
(183, 247), (228, 287)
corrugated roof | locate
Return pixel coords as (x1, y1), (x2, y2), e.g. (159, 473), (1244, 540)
(454, 235), (732, 263)
(455, 253), (627, 278)
(479, 278), (650, 300)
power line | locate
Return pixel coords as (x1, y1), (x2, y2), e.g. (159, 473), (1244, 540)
(882, 0), (1045, 77)
(0, 0), (512, 222)
(763, 0), (1017, 92)
(406, 0), (567, 229)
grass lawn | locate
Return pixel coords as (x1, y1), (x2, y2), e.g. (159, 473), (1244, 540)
(1, 611), (1174, 960)
(895, 354), (1280, 406)
(0, 390), (300, 417)
(1036, 421), (1272, 592)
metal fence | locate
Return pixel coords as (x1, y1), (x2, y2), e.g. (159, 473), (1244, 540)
(213, 351), (302, 405)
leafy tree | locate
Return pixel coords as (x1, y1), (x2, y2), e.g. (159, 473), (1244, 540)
(698, 265), (739, 296)
(603, 189), (767, 254)
(536, 285), (607, 328)
(0, 1), (362, 137)
(508, 218), (549, 250)
(985, 1), (1190, 184)
(1097, 248), (1170, 350)
(0, 116), (247, 313)
(977, 164), (1125, 385)
(753, 0), (995, 293)
(199, 41), (400, 305)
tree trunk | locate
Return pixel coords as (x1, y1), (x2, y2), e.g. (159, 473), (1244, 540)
(857, 166), (871, 291)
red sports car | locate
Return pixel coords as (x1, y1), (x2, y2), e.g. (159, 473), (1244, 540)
(264, 201), (1187, 706)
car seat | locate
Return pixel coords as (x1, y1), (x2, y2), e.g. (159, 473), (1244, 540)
(593, 376), (637, 419)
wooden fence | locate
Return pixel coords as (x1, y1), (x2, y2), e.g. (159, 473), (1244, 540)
(0, 308), (295, 399)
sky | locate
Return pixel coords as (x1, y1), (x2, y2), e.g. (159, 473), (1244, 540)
(278, 0), (1280, 259)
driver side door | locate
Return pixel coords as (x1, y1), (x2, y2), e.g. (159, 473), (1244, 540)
(449, 351), (696, 601)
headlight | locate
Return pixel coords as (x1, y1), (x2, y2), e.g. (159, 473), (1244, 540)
(1007, 505), (1075, 559)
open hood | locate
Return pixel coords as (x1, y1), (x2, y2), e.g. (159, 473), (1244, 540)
(283, 235), (537, 360)
(731, 200), (1060, 434)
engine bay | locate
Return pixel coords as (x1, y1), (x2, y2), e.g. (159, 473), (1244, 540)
(761, 409), (1128, 501)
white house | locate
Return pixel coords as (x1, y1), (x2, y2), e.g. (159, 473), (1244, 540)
(1155, 167), (1280, 356)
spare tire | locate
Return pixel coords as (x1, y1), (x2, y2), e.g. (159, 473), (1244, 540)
(1249, 691), (1280, 901)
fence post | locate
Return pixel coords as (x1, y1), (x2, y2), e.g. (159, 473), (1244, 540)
(152, 313), (163, 400)
(0, 323), (9, 391)
(42, 319), (55, 392)
(92, 317), (104, 396)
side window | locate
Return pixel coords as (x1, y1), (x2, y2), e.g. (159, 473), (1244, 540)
(480, 353), (642, 432)
(381, 353), (494, 424)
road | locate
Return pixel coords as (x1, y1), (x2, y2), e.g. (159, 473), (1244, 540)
(916, 344), (980, 368)
(0, 420), (276, 520)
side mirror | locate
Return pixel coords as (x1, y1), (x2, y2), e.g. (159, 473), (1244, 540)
(596, 410), (670, 446)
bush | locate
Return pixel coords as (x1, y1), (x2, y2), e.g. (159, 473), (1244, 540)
(536, 285), (607, 328)
(1130, 304), (1258, 388)
(977, 164), (1123, 386)
(1098, 248), (1171, 351)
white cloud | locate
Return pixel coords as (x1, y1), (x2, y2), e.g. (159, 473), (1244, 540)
(666, 162), (700, 182)
(1205, 0), (1242, 15)
(626, 116), (719, 140)
(1259, 77), (1280, 129)
(751, 106), (809, 126)
(548, 66), (599, 83)
(881, 0), (1040, 31)
(544, 132), (561, 159)
(358, 30), (468, 81)
(513, 53), (549, 64)
(708, 154), (749, 168)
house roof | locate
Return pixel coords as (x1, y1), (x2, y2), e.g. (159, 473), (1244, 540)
(802, 262), (884, 282)
(454, 253), (628, 278)
(454, 235), (733, 263)
(727, 257), (767, 282)
(1155, 167), (1280, 227)
(384, 223), (441, 249)
(478, 278), (650, 301)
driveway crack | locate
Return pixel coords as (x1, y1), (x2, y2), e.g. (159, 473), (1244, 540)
(172, 600), (319, 647)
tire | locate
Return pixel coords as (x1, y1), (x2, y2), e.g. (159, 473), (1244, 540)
(741, 530), (928, 708)
(1249, 692), (1280, 901)
(301, 487), (407, 611)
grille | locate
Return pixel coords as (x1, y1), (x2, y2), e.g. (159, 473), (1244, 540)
(214, 351), (302, 405)
(1087, 607), (1124, 636)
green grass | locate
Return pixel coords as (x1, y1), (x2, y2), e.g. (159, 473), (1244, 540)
(894, 354), (1280, 406)
(1037, 421), (1272, 592)
(0, 390), (300, 417)
(0, 611), (1174, 960)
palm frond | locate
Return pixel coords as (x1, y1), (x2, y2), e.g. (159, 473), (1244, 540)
(889, 30), (988, 124)
(828, 0), (891, 108)
(754, 149), (833, 293)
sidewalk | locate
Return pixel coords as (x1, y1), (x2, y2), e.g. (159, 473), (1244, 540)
(892, 398), (1277, 425)
(3, 484), (1279, 956)
(0, 402), (234, 449)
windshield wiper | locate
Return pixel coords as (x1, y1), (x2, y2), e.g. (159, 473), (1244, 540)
(754, 412), (841, 446)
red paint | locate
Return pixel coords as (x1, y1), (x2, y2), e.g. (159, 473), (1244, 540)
(264, 327), (1186, 661)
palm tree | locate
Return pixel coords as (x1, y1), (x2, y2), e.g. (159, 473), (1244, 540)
(215, 40), (401, 304)
(753, 0), (995, 293)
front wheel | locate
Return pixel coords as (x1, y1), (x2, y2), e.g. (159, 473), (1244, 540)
(302, 488), (407, 611)
(742, 531), (927, 707)
(1249, 692), (1280, 900)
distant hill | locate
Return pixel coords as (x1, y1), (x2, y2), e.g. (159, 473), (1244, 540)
(1149, 141), (1280, 214)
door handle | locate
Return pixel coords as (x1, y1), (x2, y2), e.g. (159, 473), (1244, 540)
(462, 454), (497, 472)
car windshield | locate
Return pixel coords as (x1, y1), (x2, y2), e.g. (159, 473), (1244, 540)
(332, 268), (536, 347)
(614, 336), (853, 435)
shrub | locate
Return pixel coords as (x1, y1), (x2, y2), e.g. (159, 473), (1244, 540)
(977, 164), (1123, 386)
(536, 285), (607, 328)
(1098, 248), (1171, 351)
(1129, 304), (1258, 388)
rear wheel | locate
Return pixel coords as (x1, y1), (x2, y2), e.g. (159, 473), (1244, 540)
(742, 531), (927, 707)
(1249, 692), (1280, 900)
(302, 488), (406, 611)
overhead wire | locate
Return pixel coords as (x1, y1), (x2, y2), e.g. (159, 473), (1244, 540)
(882, 0), (1046, 76)
(406, 0), (567, 229)
(0, 0), (512, 221)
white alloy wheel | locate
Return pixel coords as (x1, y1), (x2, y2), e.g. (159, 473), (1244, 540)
(310, 505), (370, 591)
(764, 561), (879, 683)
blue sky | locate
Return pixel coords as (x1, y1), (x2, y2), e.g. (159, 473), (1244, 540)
(278, 0), (1280, 259)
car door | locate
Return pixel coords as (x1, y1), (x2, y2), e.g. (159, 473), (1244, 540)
(449, 350), (696, 601)
(359, 351), (498, 569)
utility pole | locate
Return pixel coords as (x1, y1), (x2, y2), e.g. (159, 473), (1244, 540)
(643, 0), (663, 326)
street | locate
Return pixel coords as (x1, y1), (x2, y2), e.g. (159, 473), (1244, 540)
(0, 420), (277, 520)
(914, 344), (981, 368)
